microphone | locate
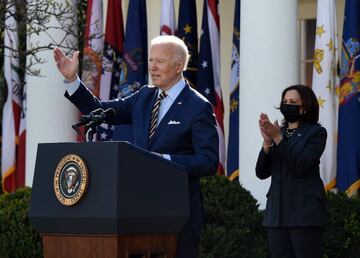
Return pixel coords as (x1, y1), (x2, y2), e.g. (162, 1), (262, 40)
(72, 108), (104, 130)
(85, 108), (116, 129)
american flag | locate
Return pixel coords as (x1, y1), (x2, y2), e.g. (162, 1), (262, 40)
(97, 0), (124, 141)
(197, 0), (225, 174)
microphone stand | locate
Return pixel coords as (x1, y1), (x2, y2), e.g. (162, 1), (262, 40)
(85, 123), (98, 142)
(72, 108), (116, 142)
(72, 108), (104, 141)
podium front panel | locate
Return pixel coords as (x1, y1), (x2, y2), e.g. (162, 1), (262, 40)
(29, 142), (189, 235)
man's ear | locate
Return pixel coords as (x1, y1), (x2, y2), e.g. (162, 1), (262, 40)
(177, 60), (184, 73)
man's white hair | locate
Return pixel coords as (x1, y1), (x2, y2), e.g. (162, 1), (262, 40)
(150, 35), (190, 71)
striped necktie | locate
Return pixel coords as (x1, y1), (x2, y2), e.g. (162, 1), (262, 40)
(148, 91), (167, 141)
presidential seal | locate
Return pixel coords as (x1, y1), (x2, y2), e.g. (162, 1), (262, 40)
(54, 154), (89, 206)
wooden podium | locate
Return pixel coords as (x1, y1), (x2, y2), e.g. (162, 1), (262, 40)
(29, 142), (189, 258)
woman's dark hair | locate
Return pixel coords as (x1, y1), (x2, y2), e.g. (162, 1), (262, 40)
(280, 84), (319, 125)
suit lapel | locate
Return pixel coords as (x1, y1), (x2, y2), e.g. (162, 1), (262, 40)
(286, 123), (310, 150)
(147, 85), (190, 147)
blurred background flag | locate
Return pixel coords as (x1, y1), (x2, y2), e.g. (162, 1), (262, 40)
(336, 0), (360, 195)
(226, 0), (240, 181)
(81, 0), (104, 97)
(311, 0), (337, 190)
(77, 0), (103, 142)
(118, 0), (147, 98)
(97, 0), (124, 141)
(2, 1), (25, 192)
(160, 0), (176, 35)
(114, 0), (148, 140)
(197, 0), (225, 174)
(177, 0), (198, 88)
(16, 82), (26, 193)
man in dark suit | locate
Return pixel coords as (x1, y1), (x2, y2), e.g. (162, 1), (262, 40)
(54, 35), (219, 258)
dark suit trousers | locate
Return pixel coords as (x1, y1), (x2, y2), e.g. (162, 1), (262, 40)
(268, 227), (324, 258)
(176, 228), (200, 258)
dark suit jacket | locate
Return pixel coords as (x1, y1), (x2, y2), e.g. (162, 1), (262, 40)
(65, 82), (219, 229)
(255, 123), (327, 228)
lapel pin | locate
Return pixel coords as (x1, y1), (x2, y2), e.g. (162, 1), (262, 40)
(298, 134), (301, 136)
(177, 101), (182, 104)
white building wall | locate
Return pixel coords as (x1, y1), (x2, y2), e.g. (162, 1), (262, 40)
(239, 0), (300, 208)
(25, 1), (78, 186)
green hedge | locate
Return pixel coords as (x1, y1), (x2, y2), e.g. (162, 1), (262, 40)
(0, 187), (42, 258)
(0, 179), (359, 258)
(324, 191), (360, 258)
(200, 176), (268, 258)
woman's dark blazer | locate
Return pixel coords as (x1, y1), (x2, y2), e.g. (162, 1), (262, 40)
(256, 123), (327, 228)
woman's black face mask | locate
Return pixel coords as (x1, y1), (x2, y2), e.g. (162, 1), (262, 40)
(280, 103), (301, 123)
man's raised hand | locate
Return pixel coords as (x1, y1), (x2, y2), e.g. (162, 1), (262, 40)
(53, 48), (79, 82)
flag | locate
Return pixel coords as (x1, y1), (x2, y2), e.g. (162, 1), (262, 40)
(311, 0), (337, 190)
(97, 0), (124, 141)
(81, 0), (104, 97)
(2, 1), (25, 192)
(197, 0), (225, 174)
(227, 0), (240, 181)
(16, 83), (26, 191)
(336, 0), (360, 195)
(160, 0), (176, 35)
(77, 0), (103, 142)
(113, 0), (147, 140)
(177, 0), (198, 88)
(119, 0), (147, 96)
